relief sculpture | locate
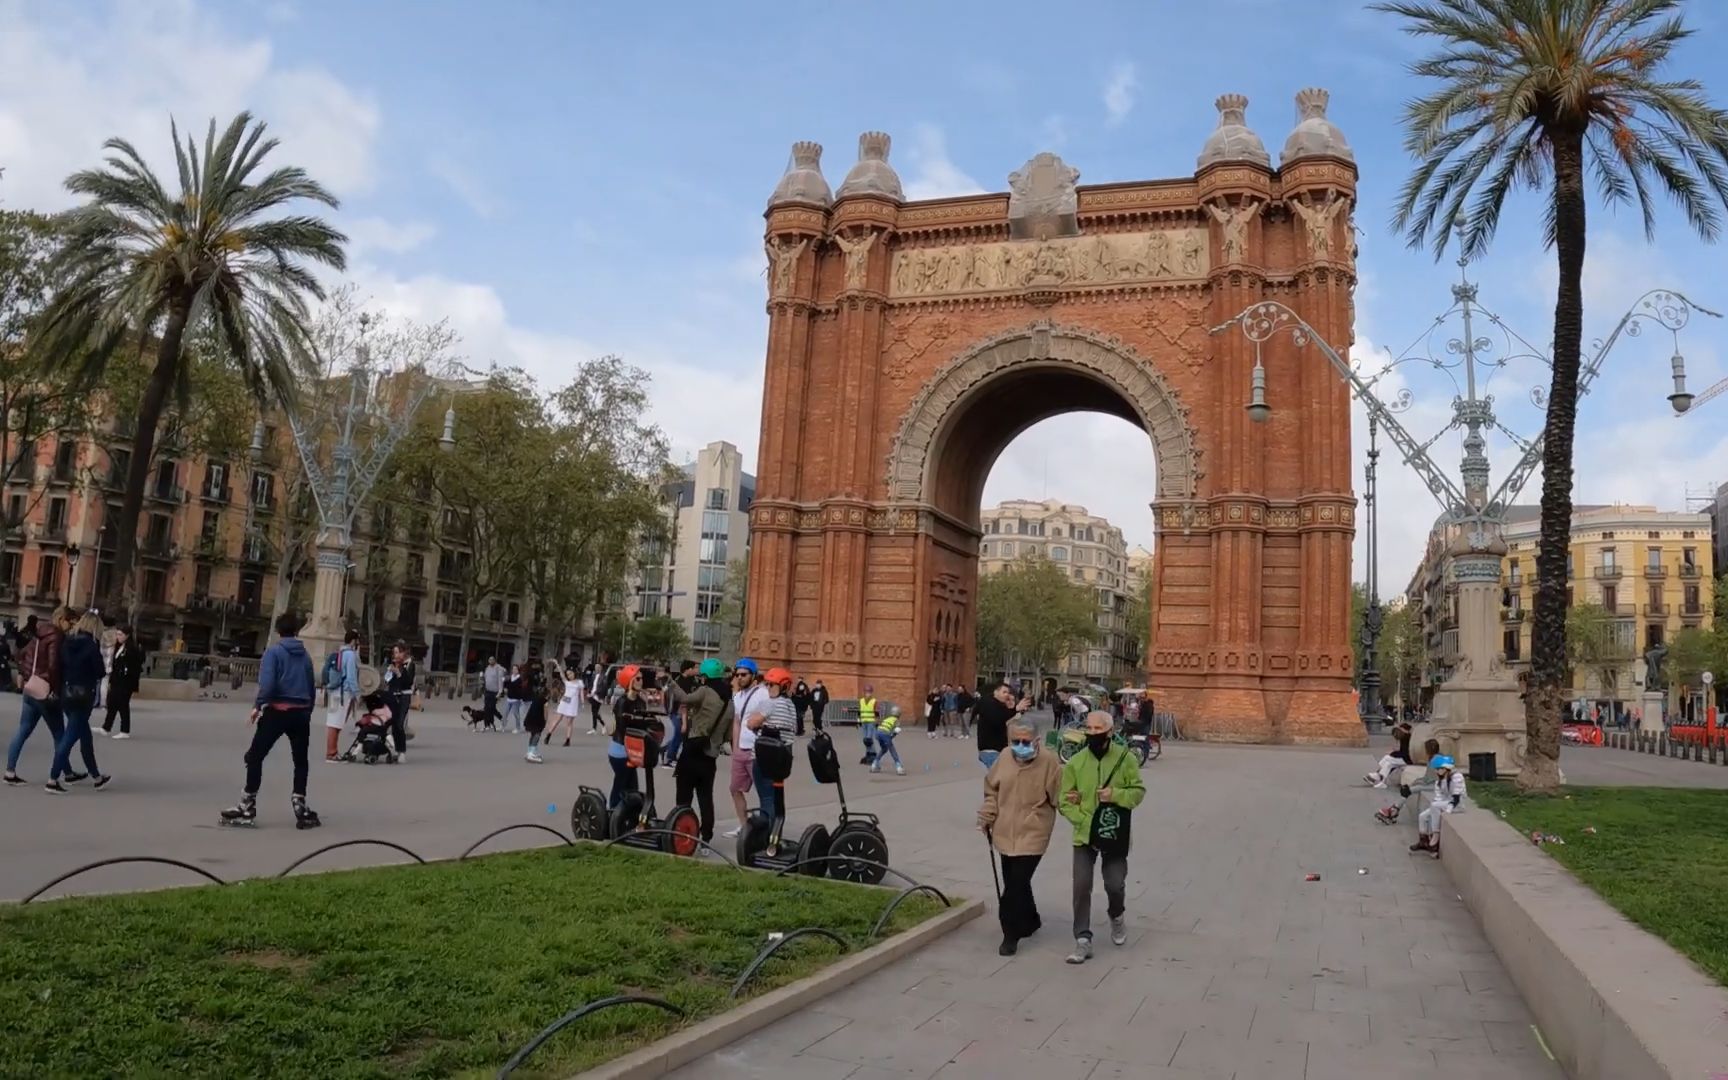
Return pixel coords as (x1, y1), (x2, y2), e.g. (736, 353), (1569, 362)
(833, 230), (880, 291)
(1290, 191), (1350, 260)
(888, 228), (1208, 299)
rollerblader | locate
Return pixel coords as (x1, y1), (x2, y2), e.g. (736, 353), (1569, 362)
(220, 611), (320, 829)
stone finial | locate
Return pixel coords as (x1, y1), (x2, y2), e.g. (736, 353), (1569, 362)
(1197, 93), (1270, 171)
(837, 131), (904, 200)
(1281, 87), (1354, 165)
(768, 140), (832, 208)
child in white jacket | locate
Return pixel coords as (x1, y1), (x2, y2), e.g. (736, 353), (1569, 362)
(1411, 755), (1466, 857)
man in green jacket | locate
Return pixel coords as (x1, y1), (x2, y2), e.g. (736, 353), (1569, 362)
(1059, 710), (1146, 964)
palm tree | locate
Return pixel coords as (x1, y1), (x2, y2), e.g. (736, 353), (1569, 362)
(33, 112), (346, 611)
(1375, 0), (1728, 791)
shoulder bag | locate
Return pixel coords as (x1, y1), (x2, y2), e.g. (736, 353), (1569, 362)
(21, 639), (49, 701)
(1089, 754), (1133, 857)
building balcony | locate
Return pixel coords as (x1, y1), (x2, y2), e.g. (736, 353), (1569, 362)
(1680, 563), (1702, 579)
(1440, 613), (1459, 631)
(1501, 607), (1526, 622)
(33, 523), (68, 546)
(191, 538), (226, 563)
(1682, 605), (1706, 623)
(1607, 604), (1636, 619)
(1507, 574), (1523, 590)
(137, 600), (177, 622)
(1644, 602), (1669, 617)
(139, 537), (177, 562)
(47, 466), (78, 488)
(250, 494), (276, 517)
(201, 482), (232, 505)
(1593, 566), (1623, 580)
(102, 467), (125, 493)
(0, 581), (18, 602)
(25, 586), (61, 605)
(1644, 565), (1669, 579)
(147, 482), (185, 505)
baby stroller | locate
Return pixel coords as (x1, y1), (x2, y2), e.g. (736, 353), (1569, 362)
(342, 692), (399, 765)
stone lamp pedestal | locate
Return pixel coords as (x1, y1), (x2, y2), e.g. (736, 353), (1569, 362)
(1414, 536), (1528, 777)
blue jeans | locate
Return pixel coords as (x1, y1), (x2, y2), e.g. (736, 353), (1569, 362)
(859, 723), (878, 764)
(608, 753), (637, 810)
(665, 714), (683, 764)
(751, 758), (781, 819)
(502, 699), (525, 733)
(876, 731), (902, 765)
(6, 695), (65, 773)
(51, 698), (100, 781)
(978, 749), (1000, 769)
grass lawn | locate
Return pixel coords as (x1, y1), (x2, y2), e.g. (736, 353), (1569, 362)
(0, 845), (945, 1078)
(1472, 784), (1728, 986)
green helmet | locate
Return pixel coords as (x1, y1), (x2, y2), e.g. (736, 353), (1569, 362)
(699, 657), (726, 679)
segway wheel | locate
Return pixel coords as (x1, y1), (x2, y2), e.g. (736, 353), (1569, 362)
(1147, 736), (1162, 761)
(608, 791), (646, 840)
(826, 824), (888, 885)
(736, 809), (771, 867)
(662, 806), (700, 857)
(571, 790), (609, 840)
(1131, 739), (1150, 767)
(794, 823), (831, 876)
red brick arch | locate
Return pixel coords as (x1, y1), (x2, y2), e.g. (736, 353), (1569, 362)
(744, 141), (1364, 746)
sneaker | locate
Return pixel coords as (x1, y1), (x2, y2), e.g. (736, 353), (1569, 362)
(44, 780), (67, 794)
(395, 753), (407, 764)
(895, 764), (905, 776)
(1363, 773), (1380, 785)
(1409, 838), (1431, 852)
(111, 732), (131, 741)
(64, 771), (88, 783)
(525, 752), (543, 764)
(870, 762), (881, 773)
(93, 774), (113, 790)
(1110, 916), (1127, 947)
(999, 937), (1018, 957)
(1065, 936), (1093, 965)
(723, 827), (742, 839)
(96, 728), (110, 737)
(2, 772), (24, 787)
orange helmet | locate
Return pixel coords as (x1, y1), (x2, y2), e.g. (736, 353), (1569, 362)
(617, 664), (641, 689)
(763, 666), (794, 689)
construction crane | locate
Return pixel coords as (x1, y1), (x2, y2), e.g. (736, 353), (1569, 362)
(1683, 374), (1728, 414)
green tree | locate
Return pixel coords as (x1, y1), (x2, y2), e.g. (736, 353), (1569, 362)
(1379, 604), (1426, 711)
(975, 555), (1099, 687)
(713, 556), (749, 660)
(629, 613), (690, 666)
(0, 210), (94, 553)
(32, 113), (346, 610)
(1566, 602), (1630, 699)
(596, 613), (628, 659)
(1377, 0), (1728, 791)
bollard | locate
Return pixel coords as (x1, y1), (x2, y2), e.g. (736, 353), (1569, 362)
(1709, 739), (1717, 765)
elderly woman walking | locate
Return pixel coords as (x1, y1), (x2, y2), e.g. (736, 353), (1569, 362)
(977, 718), (1062, 957)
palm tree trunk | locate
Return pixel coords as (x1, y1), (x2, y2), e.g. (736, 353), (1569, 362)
(111, 296), (189, 616)
(1523, 127), (1589, 793)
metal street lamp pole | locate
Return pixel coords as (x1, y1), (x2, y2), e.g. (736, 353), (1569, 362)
(1359, 416), (1383, 725)
(1213, 270), (1717, 773)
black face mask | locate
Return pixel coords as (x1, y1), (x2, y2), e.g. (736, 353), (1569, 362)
(1087, 733), (1111, 757)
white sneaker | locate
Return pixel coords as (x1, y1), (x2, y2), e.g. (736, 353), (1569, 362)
(525, 752), (543, 764)
(111, 733), (130, 741)
(96, 729), (110, 737)
(1066, 937), (1093, 964)
(396, 753), (407, 764)
(870, 762), (881, 773)
(723, 827), (742, 839)
(1110, 916), (1127, 946)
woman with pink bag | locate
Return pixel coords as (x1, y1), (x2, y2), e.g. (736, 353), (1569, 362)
(4, 607), (72, 787)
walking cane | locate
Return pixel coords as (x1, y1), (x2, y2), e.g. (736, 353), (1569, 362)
(985, 827), (1003, 904)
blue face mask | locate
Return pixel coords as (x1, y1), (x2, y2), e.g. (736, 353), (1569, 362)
(1010, 743), (1036, 761)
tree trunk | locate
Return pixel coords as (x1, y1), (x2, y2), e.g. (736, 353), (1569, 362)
(111, 296), (189, 615)
(1523, 127), (1588, 794)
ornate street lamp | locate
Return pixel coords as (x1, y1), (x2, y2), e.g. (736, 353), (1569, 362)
(1213, 266), (1718, 773)
(1359, 416), (1383, 725)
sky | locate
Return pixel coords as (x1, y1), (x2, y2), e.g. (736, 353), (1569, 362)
(3, 0), (1728, 593)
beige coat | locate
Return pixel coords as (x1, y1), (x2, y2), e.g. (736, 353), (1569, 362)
(978, 748), (1062, 856)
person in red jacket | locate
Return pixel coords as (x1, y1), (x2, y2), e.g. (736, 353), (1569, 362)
(3, 611), (72, 786)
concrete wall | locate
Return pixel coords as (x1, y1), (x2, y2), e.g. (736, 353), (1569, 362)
(1443, 810), (1728, 1079)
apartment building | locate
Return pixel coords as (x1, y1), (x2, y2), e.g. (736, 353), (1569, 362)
(631, 441), (755, 658)
(978, 498), (1141, 685)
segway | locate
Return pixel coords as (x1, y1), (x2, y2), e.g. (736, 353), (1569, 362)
(737, 730), (889, 884)
(569, 724), (699, 856)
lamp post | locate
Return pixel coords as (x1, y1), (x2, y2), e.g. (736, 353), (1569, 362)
(65, 543), (81, 609)
(1358, 416), (1383, 726)
(1213, 266), (1718, 773)
(281, 316), (473, 662)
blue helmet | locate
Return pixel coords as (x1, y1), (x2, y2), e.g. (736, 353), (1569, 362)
(1430, 755), (1455, 770)
(734, 657), (759, 675)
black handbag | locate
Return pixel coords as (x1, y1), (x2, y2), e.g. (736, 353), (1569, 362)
(64, 683), (96, 710)
(1089, 755), (1132, 856)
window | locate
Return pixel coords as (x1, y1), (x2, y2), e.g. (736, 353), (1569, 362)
(5, 493), (21, 525)
(698, 564), (726, 591)
(398, 596), (420, 626)
(1566, 586), (1575, 607)
(407, 553), (425, 580)
(1507, 558), (1521, 586)
(1647, 546), (1662, 569)
(1566, 552), (1574, 578)
(1648, 531), (1661, 540)
(506, 601), (520, 623)
(489, 599), (504, 621)
(1002, 542), (1014, 557)
(692, 620), (719, 649)
(1602, 531), (1615, 540)
(1072, 567), (1082, 580)
(1647, 623), (1665, 650)
(194, 563), (212, 596)
(705, 488), (727, 510)
(1602, 547), (1616, 570)
(1603, 585), (1618, 611)
(36, 554), (60, 597)
(1683, 547), (1698, 569)
(1050, 546), (1068, 561)
(0, 551), (18, 587)
(1052, 527), (1063, 538)
(1684, 530), (1698, 539)
(201, 511), (220, 543)
(251, 471), (274, 509)
(1502, 629), (1520, 662)
(53, 440), (76, 481)
(207, 462), (227, 496)
(46, 497), (67, 533)
(1098, 588), (1112, 608)
(1685, 584), (1702, 613)
(142, 568), (166, 603)
(696, 593), (722, 619)
(153, 460), (176, 498)
(1648, 583), (1662, 608)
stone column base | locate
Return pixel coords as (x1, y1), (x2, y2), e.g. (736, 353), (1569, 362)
(1284, 687), (1369, 747)
(1639, 691), (1666, 734)
(1416, 680), (1528, 776)
(1184, 683), (1271, 743)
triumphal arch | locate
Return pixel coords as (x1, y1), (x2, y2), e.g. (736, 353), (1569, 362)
(742, 91), (1363, 744)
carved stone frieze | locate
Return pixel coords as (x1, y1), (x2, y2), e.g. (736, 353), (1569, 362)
(889, 229), (1208, 299)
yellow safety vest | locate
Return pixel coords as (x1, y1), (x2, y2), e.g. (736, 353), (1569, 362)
(878, 713), (899, 736)
(858, 696), (877, 723)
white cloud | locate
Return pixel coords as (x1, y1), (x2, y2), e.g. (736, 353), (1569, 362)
(429, 155), (495, 218)
(1102, 62), (1138, 127)
(345, 217), (436, 256)
(902, 124), (986, 201)
(0, 0), (380, 210)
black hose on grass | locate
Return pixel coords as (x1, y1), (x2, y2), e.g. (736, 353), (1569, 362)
(21, 857), (228, 904)
(600, 829), (741, 868)
(458, 823), (573, 860)
(275, 839), (426, 878)
(867, 884), (953, 940)
(728, 927), (850, 999)
(497, 995), (684, 1079)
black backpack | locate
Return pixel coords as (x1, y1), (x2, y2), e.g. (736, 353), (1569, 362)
(806, 731), (841, 785)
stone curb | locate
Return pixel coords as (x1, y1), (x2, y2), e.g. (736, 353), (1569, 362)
(1442, 811), (1728, 1080)
(573, 896), (984, 1079)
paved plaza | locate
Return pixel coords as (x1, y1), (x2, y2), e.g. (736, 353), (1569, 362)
(9, 700), (1712, 1078)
